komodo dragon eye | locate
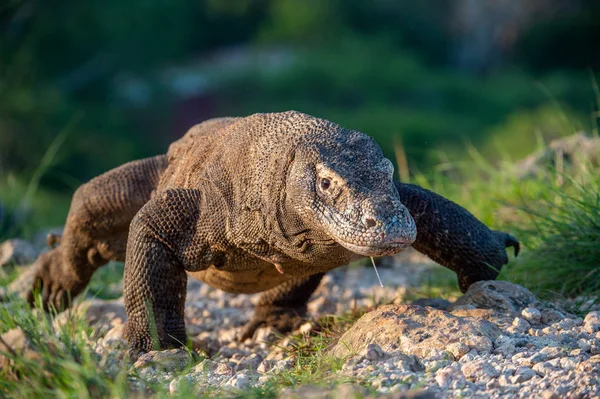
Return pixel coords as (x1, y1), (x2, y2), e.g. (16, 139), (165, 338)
(320, 178), (331, 191)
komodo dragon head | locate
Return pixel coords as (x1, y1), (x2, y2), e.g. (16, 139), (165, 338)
(274, 112), (417, 257)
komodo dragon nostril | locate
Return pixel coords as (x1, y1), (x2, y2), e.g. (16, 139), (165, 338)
(364, 218), (377, 228)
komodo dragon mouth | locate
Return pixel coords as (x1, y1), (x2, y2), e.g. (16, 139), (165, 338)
(318, 203), (416, 257)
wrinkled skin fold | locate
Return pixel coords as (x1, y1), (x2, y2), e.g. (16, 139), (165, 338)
(22, 111), (519, 355)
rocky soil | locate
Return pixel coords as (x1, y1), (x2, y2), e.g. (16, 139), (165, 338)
(1, 243), (600, 398)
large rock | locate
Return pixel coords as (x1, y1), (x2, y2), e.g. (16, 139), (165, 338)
(0, 239), (37, 267)
(516, 132), (600, 179)
(449, 281), (536, 316)
(330, 304), (501, 360)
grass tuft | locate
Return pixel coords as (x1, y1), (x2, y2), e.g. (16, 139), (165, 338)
(506, 170), (600, 308)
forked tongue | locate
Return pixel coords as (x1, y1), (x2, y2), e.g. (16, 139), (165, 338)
(370, 256), (384, 287)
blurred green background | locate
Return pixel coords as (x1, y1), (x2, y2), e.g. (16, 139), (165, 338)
(1, 0), (599, 220)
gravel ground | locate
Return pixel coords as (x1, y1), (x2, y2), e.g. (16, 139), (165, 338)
(3, 249), (600, 398)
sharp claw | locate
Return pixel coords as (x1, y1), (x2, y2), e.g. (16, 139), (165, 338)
(48, 285), (64, 312)
(239, 319), (264, 342)
(42, 283), (54, 313)
(504, 234), (520, 257)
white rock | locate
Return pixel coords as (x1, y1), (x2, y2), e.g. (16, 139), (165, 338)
(253, 326), (277, 343)
(235, 353), (263, 371)
(542, 326), (558, 335)
(274, 358), (295, 371)
(577, 339), (592, 352)
(257, 359), (275, 373)
(447, 342), (470, 360)
(226, 373), (251, 389)
(521, 307), (542, 324)
(525, 352), (548, 365)
(511, 317), (531, 333)
(540, 390), (561, 399)
(194, 359), (218, 373)
(299, 322), (313, 335)
(541, 309), (565, 324)
(461, 359), (500, 380)
(131, 349), (192, 374)
(513, 366), (536, 382)
(583, 311), (600, 334)
(532, 361), (555, 376)
(214, 362), (234, 376)
(459, 350), (478, 363)
(308, 295), (339, 315)
(0, 239), (37, 267)
(539, 346), (564, 359)
(257, 375), (272, 386)
(423, 359), (450, 373)
(554, 318), (582, 330)
(461, 336), (493, 354)
(169, 375), (197, 395)
(435, 366), (464, 389)
(331, 305), (500, 359)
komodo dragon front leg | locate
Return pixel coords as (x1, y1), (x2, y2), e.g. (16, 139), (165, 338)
(237, 182), (519, 340)
(123, 188), (219, 354)
(27, 155), (168, 310)
(394, 182), (519, 292)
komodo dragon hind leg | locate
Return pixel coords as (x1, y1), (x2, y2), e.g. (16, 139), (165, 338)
(394, 182), (519, 293)
(239, 273), (325, 341)
(27, 155), (168, 311)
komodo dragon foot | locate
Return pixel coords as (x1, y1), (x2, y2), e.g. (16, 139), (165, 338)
(26, 248), (90, 312)
(239, 305), (307, 341)
(238, 273), (325, 341)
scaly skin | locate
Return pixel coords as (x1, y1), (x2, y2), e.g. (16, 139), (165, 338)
(26, 111), (519, 355)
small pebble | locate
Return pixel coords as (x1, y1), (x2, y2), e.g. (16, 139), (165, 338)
(583, 311), (600, 334)
(521, 308), (542, 324)
(226, 373), (251, 389)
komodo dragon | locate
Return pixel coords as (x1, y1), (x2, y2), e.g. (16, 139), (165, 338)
(26, 111), (519, 354)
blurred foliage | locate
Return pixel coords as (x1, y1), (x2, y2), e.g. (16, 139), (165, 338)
(0, 0), (269, 184)
(218, 42), (594, 168)
(516, 1), (600, 71)
(481, 104), (584, 162)
(0, 174), (70, 240)
(0, 0), (599, 194)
